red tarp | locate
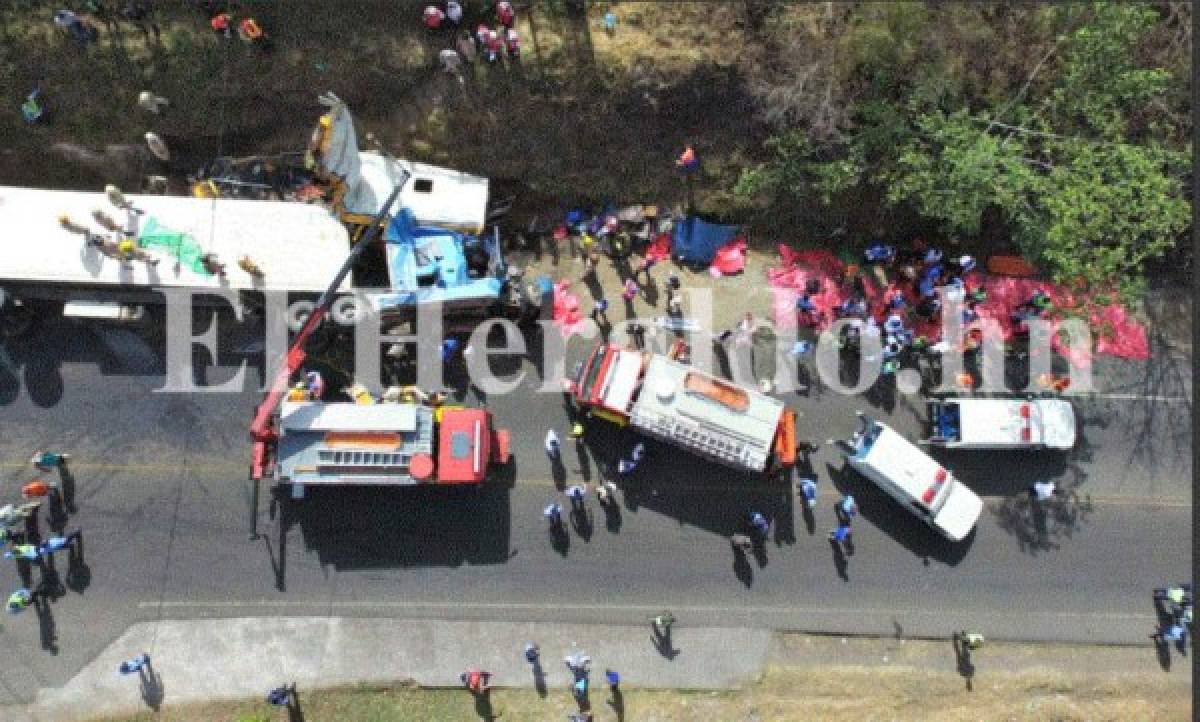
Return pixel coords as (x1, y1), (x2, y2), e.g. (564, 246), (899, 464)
(709, 236), (747, 276)
(644, 232), (672, 262)
(552, 279), (590, 338)
(768, 245), (1150, 365)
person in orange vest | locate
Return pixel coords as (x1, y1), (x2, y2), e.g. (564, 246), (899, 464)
(210, 12), (231, 38)
(955, 370), (975, 391)
(676, 144), (699, 173)
(238, 17), (264, 43)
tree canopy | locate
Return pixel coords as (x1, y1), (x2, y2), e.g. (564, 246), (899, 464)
(735, 2), (1191, 297)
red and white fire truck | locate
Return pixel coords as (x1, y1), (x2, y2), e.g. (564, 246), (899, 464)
(568, 342), (798, 475)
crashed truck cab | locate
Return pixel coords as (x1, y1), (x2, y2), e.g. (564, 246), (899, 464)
(568, 342), (797, 475)
(272, 400), (511, 499)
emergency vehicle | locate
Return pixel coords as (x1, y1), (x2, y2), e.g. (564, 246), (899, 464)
(249, 181), (511, 502)
(272, 399), (510, 497)
(568, 343), (797, 474)
(832, 413), (983, 542)
(922, 397), (1076, 451)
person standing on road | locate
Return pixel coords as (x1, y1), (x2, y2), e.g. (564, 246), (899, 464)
(266, 683), (296, 706)
(1031, 480), (1057, 503)
(799, 478), (818, 508)
(836, 494), (857, 523)
(31, 451), (70, 471)
(524, 642), (540, 664)
(118, 653), (150, 675)
(749, 511), (769, 538)
(5, 543), (40, 562)
(6, 587), (32, 614)
(544, 503), (563, 527)
(730, 534), (752, 552)
(566, 484), (586, 510)
(605, 668), (620, 692)
(545, 429), (561, 459)
(652, 612), (676, 635)
(596, 480), (617, 506)
(37, 530), (81, 559)
(828, 521), (852, 547)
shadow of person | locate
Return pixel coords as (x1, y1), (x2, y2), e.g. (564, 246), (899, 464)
(533, 661), (548, 698)
(574, 443), (592, 482)
(551, 455), (567, 489)
(651, 629), (679, 660)
(829, 539), (849, 581)
(472, 690), (498, 721)
(66, 547), (91, 594)
(952, 635), (975, 690)
(39, 560), (66, 601)
(602, 501), (622, 533)
(287, 685), (305, 722)
(608, 686), (626, 721)
(570, 505), (593, 542)
(751, 541), (768, 568)
(1152, 634), (1173, 671)
(801, 503), (816, 535)
(732, 548), (753, 588)
(33, 591), (58, 654)
(550, 525), (570, 556)
(139, 661), (164, 710)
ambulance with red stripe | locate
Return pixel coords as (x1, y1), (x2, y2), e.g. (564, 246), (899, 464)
(832, 412), (983, 542)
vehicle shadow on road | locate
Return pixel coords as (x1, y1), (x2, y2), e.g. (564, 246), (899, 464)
(272, 483), (512, 573)
(824, 463), (974, 566)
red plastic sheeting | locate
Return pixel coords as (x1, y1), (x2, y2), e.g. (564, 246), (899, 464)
(710, 236), (747, 276)
(768, 246), (1150, 364)
(644, 232), (672, 262)
(552, 279), (591, 338)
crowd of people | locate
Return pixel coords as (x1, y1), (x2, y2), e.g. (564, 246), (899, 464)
(3, 450), (84, 645)
(787, 238), (1068, 392)
(423, 0), (522, 81)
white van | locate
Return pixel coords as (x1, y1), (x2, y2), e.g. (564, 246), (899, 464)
(923, 397), (1076, 450)
(831, 412), (983, 542)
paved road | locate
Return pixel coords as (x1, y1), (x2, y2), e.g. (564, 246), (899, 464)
(0, 314), (1190, 705)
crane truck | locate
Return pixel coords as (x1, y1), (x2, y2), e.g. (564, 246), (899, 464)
(248, 176), (511, 527)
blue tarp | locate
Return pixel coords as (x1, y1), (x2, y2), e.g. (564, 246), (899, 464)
(672, 216), (740, 266)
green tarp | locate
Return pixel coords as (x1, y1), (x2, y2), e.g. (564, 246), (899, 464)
(138, 217), (211, 275)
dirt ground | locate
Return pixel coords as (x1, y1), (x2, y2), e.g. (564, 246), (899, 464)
(95, 635), (1191, 722)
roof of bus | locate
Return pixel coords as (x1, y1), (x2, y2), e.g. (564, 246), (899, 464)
(0, 186), (350, 292)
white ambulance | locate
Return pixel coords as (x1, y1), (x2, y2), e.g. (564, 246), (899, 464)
(831, 412), (983, 542)
(923, 398), (1076, 451)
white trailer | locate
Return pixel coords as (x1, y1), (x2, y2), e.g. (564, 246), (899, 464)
(0, 185), (351, 323)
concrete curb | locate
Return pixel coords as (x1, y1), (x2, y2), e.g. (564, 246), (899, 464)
(19, 617), (773, 722)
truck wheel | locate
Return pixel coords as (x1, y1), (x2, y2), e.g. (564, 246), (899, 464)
(0, 298), (35, 338)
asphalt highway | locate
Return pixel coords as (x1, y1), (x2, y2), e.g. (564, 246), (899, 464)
(0, 314), (1190, 704)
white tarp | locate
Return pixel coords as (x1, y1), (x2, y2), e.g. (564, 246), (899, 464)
(0, 186), (350, 292)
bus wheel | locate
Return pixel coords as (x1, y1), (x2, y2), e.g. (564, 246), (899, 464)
(0, 298), (35, 338)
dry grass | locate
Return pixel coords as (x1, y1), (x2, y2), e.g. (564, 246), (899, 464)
(92, 661), (1190, 722)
